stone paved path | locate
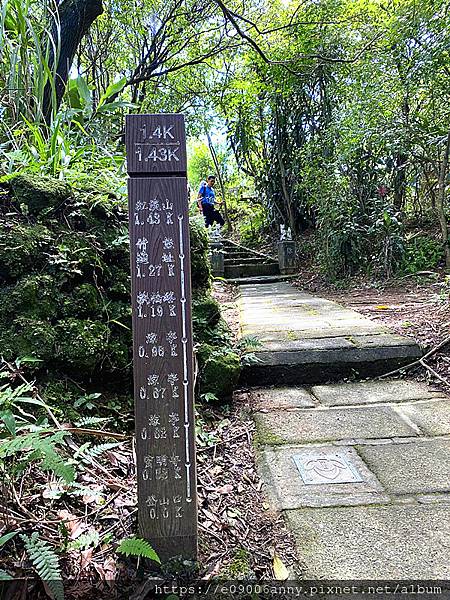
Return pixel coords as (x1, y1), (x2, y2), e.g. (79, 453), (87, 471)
(239, 282), (422, 385)
(237, 284), (450, 579)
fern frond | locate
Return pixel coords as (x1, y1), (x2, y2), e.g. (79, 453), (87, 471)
(116, 537), (160, 563)
(0, 569), (13, 580)
(79, 442), (121, 463)
(67, 531), (100, 551)
(21, 533), (64, 600)
(66, 483), (104, 500)
(241, 352), (263, 366)
(0, 431), (74, 483)
(238, 335), (262, 351)
(40, 452), (75, 484)
(74, 416), (110, 428)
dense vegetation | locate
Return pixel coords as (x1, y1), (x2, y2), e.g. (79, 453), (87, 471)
(1, 0), (448, 279)
(0, 0), (449, 593)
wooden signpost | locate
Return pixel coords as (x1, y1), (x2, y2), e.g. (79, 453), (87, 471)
(125, 114), (197, 561)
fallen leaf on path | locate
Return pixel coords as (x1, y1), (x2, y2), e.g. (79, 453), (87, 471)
(80, 548), (93, 569)
(273, 553), (289, 580)
(57, 510), (86, 539)
(217, 484), (233, 494)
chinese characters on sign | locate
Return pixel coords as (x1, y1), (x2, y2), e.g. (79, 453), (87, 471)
(126, 114), (197, 561)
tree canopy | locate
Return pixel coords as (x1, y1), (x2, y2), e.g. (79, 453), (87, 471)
(1, 0), (449, 275)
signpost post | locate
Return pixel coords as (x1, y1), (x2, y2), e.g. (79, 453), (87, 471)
(125, 114), (197, 561)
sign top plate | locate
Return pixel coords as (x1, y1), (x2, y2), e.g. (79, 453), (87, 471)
(126, 114), (187, 175)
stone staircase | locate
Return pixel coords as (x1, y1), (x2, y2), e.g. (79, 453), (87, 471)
(221, 238), (280, 279)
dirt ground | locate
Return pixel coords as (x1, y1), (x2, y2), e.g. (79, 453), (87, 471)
(297, 275), (450, 392)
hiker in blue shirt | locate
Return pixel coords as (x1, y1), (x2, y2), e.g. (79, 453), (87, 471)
(197, 175), (225, 228)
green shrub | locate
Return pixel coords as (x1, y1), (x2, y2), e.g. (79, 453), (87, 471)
(401, 235), (443, 273)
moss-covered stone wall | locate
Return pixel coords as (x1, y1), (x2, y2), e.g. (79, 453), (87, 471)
(0, 175), (239, 402)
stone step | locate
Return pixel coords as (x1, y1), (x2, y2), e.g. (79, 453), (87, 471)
(226, 274), (297, 285)
(224, 263), (280, 279)
(224, 250), (261, 259)
(221, 239), (275, 261)
(239, 282), (423, 385)
(224, 256), (271, 265)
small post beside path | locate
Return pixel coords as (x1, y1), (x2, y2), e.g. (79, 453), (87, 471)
(278, 240), (297, 275)
(125, 114), (198, 562)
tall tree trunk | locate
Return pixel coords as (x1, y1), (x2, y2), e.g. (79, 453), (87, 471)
(206, 131), (232, 231)
(43, 0), (103, 124)
(276, 145), (295, 235)
(437, 131), (450, 269)
(393, 152), (408, 210)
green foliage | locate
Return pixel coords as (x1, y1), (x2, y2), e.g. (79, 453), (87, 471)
(75, 442), (121, 463)
(0, 531), (18, 548)
(189, 217), (211, 290)
(67, 531), (100, 552)
(21, 532), (64, 600)
(0, 430), (74, 483)
(402, 235), (443, 274)
(235, 202), (268, 247)
(187, 141), (215, 190)
(116, 537), (160, 563)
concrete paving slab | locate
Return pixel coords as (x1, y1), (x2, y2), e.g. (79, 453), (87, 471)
(261, 337), (355, 351)
(259, 445), (388, 509)
(351, 334), (419, 348)
(398, 400), (450, 436)
(250, 387), (316, 410)
(285, 504), (450, 578)
(254, 405), (416, 444)
(242, 324), (389, 338)
(357, 439), (450, 495)
(242, 329), (385, 343)
(311, 380), (444, 407)
(239, 283), (421, 388)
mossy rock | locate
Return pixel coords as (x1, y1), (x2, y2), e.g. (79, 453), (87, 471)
(0, 222), (52, 280)
(198, 344), (240, 400)
(0, 175), (218, 390)
(65, 283), (102, 318)
(192, 294), (221, 333)
(222, 549), (254, 579)
(10, 174), (72, 216)
(0, 316), (56, 362)
(50, 230), (104, 278)
(54, 318), (109, 371)
(189, 217), (211, 290)
(0, 275), (61, 321)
